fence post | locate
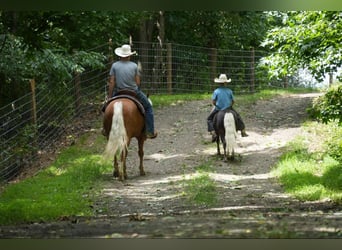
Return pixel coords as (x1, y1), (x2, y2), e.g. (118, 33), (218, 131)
(30, 79), (37, 126)
(108, 38), (113, 67)
(284, 75), (288, 88)
(250, 47), (255, 93)
(29, 78), (38, 150)
(210, 48), (217, 89)
(74, 72), (81, 116)
(329, 72), (333, 87)
(167, 43), (173, 94)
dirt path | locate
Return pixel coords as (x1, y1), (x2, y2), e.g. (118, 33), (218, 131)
(1, 93), (341, 238)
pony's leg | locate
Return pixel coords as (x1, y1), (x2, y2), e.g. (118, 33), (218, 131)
(138, 138), (145, 176)
(221, 136), (227, 161)
(113, 155), (119, 177)
(216, 137), (221, 156)
(231, 149), (235, 161)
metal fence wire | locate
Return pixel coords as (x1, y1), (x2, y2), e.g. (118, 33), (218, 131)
(0, 41), (295, 182)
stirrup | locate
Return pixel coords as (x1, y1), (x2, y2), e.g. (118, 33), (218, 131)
(146, 132), (158, 139)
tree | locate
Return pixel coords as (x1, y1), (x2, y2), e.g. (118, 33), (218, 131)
(0, 11), (134, 106)
(260, 11), (342, 82)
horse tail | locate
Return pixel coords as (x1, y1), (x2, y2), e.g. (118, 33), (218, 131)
(224, 112), (237, 154)
(104, 102), (128, 167)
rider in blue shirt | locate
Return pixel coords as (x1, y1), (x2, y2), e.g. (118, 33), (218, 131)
(207, 74), (248, 142)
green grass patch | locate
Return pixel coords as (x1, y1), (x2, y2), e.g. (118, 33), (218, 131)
(150, 88), (319, 109)
(183, 162), (217, 206)
(0, 135), (110, 225)
(272, 128), (342, 203)
(150, 93), (211, 108)
(0, 89), (321, 225)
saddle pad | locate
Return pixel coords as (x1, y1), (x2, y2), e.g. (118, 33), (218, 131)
(106, 95), (145, 116)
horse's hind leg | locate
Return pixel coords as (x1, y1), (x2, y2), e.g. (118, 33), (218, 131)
(113, 156), (119, 178)
(231, 149), (235, 161)
(221, 136), (227, 162)
(216, 137), (221, 156)
(123, 148), (128, 180)
(138, 138), (145, 176)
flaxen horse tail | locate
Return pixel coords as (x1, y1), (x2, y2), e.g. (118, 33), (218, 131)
(103, 102), (128, 175)
(224, 112), (238, 156)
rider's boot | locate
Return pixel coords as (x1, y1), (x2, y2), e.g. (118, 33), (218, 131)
(241, 129), (249, 137)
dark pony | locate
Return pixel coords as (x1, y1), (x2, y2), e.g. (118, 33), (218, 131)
(213, 110), (238, 161)
(102, 98), (146, 181)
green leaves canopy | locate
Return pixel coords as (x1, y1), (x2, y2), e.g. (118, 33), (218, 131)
(261, 11), (342, 81)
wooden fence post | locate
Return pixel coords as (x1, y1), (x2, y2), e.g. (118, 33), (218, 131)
(74, 72), (81, 116)
(30, 79), (37, 126)
(210, 48), (217, 90)
(30, 78), (38, 149)
(108, 38), (114, 67)
(329, 72), (333, 87)
(250, 47), (255, 93)
(284, 75), (288, 88)
(167, 43), (173, 94)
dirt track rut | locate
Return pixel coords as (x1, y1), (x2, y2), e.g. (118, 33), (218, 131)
(1, 93), (341, 238)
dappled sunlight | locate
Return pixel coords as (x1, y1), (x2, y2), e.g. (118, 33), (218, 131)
(145, 153), (192, 161)
(211, 173), (271, 182)
(198, 127), (302, 158)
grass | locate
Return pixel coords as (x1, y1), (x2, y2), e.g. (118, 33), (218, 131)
(150, 88), (318, 108)
(0, 134), (110, 225)
(0, 88), (325, 225)
(271, 123), (342, 203)
(183, 162), (218, 206)
(150, 93), (211, 108)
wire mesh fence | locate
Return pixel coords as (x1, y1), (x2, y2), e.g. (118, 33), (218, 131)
(133, 42), (270, 94)
(0, 40), (293, 182)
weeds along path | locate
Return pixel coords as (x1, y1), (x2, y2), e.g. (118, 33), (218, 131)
(89, 92), (340, 238)
(2, 92), (341, 238)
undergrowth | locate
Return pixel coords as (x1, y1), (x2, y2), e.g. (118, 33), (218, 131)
(0, 134), (110, 225)
(272, 121), (342, 203)
(183, 162), (217, 206)
(0, 89), (322, 225)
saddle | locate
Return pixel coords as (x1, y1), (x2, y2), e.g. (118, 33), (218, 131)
(102, 89), (145, 116)
(214, 108), (237, 129)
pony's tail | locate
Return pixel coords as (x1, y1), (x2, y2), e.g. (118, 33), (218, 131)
(103, 102), (128, 165)
(224, 112), (238, 154)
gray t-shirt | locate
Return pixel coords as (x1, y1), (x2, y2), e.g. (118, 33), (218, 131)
(109, 60), (139, 91)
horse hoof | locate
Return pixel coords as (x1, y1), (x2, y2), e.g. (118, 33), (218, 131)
(140, 171), (146, 176)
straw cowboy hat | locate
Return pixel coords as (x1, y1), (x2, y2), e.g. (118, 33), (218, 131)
(115, 44), (136, 57)
(214, 74), (232, 83)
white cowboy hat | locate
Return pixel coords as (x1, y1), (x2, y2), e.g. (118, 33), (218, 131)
(114, 44), (136, 57)
(214, 74), (232, 83)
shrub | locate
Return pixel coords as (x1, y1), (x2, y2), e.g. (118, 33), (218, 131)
(309, 84), (342, 125)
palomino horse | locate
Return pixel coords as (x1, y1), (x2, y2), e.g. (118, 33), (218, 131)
(213, 110), (238, 161)
(103, 97), (146, 181)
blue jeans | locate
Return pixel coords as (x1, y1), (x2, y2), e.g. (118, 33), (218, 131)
(135, 89), (155, 134)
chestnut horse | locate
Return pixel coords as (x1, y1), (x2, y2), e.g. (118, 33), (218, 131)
(213, 110), (238, 161)
(103, 98), (146, 181)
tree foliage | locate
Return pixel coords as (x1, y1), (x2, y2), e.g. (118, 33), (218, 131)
(260, 11), (342, 82)
(1, 11), (273, 106)
(165, 11), (270, 49)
